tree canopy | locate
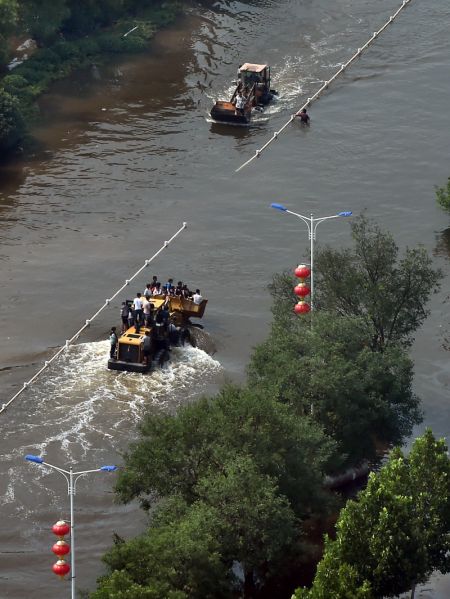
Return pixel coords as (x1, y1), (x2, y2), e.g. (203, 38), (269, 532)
(248, 311), (422, 468)
(0, 88), (24, 151)
(115, 385), (334, 517)
(271, 215), (442, 351)
(93, 454), (300, 598)
(295, 430), (450, 599)
(89, 387), (338, 597)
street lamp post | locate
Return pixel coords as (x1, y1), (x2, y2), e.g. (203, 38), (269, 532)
(25, 454), (117, 599)
(271, 203), (352, 310)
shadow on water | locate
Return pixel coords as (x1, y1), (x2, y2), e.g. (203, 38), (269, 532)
(208, 120), (253, 139)
(0, 162), (26, 219)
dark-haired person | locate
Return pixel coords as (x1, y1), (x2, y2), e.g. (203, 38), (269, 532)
(152, 282), (164, 296)
(133, 293), (144, 327)
(143, 295), (152, 327)
(142, 330), (152, 366)
(109, 327), (118, 359)
(120, 302), (129, 334)
(297, 107), (310, 125)
(193, 289), (203, 305)
(127, 305), (134, 329)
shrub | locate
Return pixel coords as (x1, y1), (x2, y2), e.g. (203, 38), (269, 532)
(13, 66), (44, 85)
(52, 41), (81, 62)
(435, 178), (450, 213)
(97, 34), (126, 54)
(121, 35), (148, 53)
(75, 37), (100, 56)
(30, 48), (61, 66)
(0, 88), (24, 151)
(1, 74), (28, 94)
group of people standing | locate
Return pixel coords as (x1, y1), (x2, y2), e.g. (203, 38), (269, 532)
(109, 275), (203, 359)
(142, 276), (194, 300)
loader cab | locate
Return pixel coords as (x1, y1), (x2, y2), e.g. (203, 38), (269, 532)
(210, 62), (276, 126)
(238, 63), (271, 98)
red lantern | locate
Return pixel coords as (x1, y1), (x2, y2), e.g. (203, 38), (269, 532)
(52, 540), (70, 558)
(52, 559), (70, 579)
(294, 283), (310, 297)
(294, 301), (311, 314)
(294, 264), (311, 279)
(52, 520), (70, 539)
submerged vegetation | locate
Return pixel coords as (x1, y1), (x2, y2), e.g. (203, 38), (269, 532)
(436, 176), (450, 213)
(0, 0), (182, 153)
(89, 217), (446, 599)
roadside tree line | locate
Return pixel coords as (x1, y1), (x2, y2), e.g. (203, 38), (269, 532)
(86, 215), (449, 599)
(0, 0), (181, 153)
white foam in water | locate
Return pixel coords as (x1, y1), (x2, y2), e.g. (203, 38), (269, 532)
(204, 60), (311, 121)
(51, 340), (223, 418)
(1, 341), (223, 484)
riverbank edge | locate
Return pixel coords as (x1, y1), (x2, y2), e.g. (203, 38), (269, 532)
(0, 1), (183, 157)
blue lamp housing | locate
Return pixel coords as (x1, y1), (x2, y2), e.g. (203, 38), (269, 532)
(25, 455), (44, 464)
(270, 203), (287, 212)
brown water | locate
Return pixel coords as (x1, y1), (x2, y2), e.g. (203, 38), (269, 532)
(1, 0), (450, 596)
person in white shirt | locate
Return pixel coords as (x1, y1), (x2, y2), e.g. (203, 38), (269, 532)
(143, 296), (152, 327)
(192, 289), (203, 305)
(235, 92), (246, 116)
(133, 293), (143, 327)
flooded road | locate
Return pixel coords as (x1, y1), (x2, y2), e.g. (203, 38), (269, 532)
(1, 0), (450, 596)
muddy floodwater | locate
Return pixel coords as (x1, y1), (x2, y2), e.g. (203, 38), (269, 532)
(1, 0), (450, 596)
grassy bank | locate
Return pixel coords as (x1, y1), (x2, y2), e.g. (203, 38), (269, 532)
(0, 2), (181, 154)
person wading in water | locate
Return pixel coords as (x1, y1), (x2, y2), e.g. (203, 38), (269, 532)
(296, 107), (310, 125)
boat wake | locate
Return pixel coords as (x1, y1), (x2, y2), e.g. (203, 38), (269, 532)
(0, 341), (223, 509)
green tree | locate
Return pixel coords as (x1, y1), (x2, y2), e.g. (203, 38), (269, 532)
(20, 0), (70, 45)
(93, 458), (298, 599)
(115, 385), (334, 516)
(0, 0), (17, 34)
(64, 0), (124, 35)
(292, 542), (374, 599)
(271, 215), (442, 350)
(0, 0), (18, 65)
(248, 312), (421, 468)
(194, 455), (297, 596)
(91, 498), (230, 599)
(0, 88), (24, 151)
(436, 177), (450, 213)
(294, 430), (450, 599)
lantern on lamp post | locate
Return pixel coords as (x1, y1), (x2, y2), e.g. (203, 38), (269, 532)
(52, 558), (71, 579)
(294, 264), (311, 280)
(271, 203), (352, 310)
(25, 455), (117, 599)
(51, 520), (71, 580)
(294, 301), (311, 314)
(293, 264), (311, 314)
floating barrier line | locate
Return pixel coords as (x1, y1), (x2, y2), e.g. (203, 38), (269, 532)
(0, 222), (187, 415)
(236, 0), (413, 173)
